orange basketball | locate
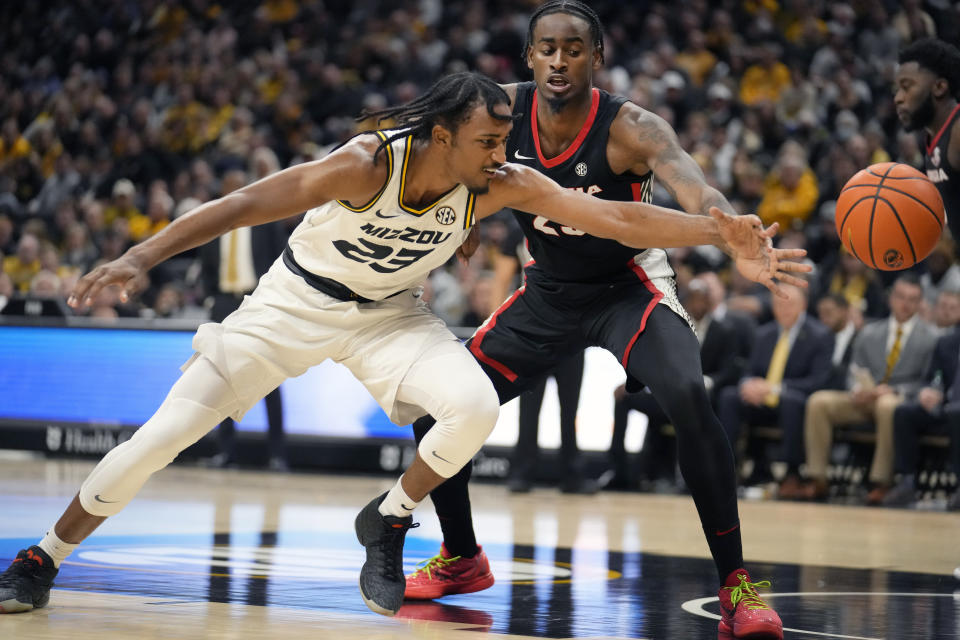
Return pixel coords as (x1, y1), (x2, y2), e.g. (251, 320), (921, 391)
(835, 162), (945, 270)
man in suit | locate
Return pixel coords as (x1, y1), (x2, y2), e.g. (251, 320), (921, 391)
(717, 281), (834, 489)
(608, 276), (744, 491)
(200, 168), (289, 470)
(883, 328), (960, 510)
(800, 274), (937, 502)
(816, 293), (858, 390)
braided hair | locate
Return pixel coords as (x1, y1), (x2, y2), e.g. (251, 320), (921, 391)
(525, 0), (604, 63)
(360, 72), (517, 164)
(899, 38), (960, 100)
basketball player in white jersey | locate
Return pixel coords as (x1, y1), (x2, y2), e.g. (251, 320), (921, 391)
(0, 72), (808, 618)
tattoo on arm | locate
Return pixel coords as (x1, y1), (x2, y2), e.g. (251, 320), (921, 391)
(633, 112), (737, 217)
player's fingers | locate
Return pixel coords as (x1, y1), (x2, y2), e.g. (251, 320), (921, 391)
(777, 260), (813, 273)
(77, 271), (122, 307)
(762, 221), (780, 237)
(67, 271), (100, 307)
(775, 272), (810, 288)
(771, 248), (807, 259)
(762, 278), (788, 299)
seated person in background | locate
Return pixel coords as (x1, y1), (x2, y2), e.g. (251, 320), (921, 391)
(883, 327), (960, 510)
(919, 238), (960, 310)
(820, 248), (888, 320)
(816, 293), (858, 390)
(800, 275), (937, 502)
(717, 281), (833, 490)
(608, 276), (743, 491)
(929, 289), (960, 335)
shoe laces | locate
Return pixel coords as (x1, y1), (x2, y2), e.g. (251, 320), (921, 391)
(1, 549), (53, 587)
(724, 573), (773, 611)
(374, 521), (419, 582)
(410, 552), (462, 581)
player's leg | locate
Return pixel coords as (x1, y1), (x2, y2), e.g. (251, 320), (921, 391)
(0, 354), (260, 613)
(406, 280), (579, 599)
(594, 297), (782, 639)
(348, 320), (500, 615)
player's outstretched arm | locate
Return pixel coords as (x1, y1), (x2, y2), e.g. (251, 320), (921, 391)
(481, 165), (810, 297)
(68, 138), (385, 308)
(483, 163), (744, 248)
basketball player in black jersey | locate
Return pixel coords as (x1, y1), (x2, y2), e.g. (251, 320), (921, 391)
(894, 38), (960, 583)
(406, 2), (783, 638)
(895, 38), (960, 245)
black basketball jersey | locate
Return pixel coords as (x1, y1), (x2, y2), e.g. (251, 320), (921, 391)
(506, 82), (672, 283)
(924, 103), (960, 222)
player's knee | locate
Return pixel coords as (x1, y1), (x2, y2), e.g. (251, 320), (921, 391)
(453, 377), (500, 436)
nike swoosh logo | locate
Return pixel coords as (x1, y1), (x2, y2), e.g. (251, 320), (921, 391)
(375, 209), (401, 219)
(513, 150), (535, 161)
(94, 494), (119, 504)
(431, 450), (455, 464)
(400, 503), (414, 511)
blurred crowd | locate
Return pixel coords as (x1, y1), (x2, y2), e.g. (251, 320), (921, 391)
(1, 0), (960, 325)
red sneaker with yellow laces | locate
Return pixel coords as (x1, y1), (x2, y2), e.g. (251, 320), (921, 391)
(717, 569), (783, 639)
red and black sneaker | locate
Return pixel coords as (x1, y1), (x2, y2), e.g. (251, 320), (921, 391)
(0, 546), (58, 613)
(404, 544), (495, 600)
(717, 569), (783, 639)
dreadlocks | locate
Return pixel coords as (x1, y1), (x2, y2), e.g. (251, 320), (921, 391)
(359, 72), (516, 165)
(525, 0), (604, 63)
(900, 38), (960, 100)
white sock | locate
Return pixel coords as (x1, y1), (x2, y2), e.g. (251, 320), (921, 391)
(37, 529), (79, 568)
(378, 477), (419, 518)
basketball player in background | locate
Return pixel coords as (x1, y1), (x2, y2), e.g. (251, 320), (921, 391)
(407, 3), (790, 638)
(894, 37), (960, 583)
(0, 72), (804, 618)
(895, 38), (960, 243)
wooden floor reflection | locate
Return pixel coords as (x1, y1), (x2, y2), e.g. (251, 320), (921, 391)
(0, 455), (957, 639)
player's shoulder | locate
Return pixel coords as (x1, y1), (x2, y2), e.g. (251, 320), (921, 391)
(610, 101), (673, 144)
(329, 132), (395, 174)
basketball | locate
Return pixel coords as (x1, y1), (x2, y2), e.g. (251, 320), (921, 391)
(835, 162), (945, 270)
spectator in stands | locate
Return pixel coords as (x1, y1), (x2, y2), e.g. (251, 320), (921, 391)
(800, 275), (937, 502)
(739, 41), (791, 107)
(3, 233), (41, 293)
(129, 189), (173, 242)
(816, 293), (858, 391)
(920, 239), (960, 309)
(883, 328), (960, 510)
(757, 148), (819, 231)
(931, 290), (960, 334)
(820, 248), (888, 320)
(717, 282), (833, 489)
(103, 179), (141, 226)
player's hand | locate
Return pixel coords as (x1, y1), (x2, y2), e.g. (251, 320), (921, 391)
(67, 254), (148, 309)
(456, 226), (480, 266)
(710, 208), (811, 298)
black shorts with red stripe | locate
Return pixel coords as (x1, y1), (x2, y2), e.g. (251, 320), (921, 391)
(466, 264), (702, 403)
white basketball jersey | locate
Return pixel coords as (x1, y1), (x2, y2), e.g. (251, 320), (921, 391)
(286, 131), (477, 300)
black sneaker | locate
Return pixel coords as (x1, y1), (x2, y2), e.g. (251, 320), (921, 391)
(354, 492), (418, 616)
(0, 546), (58, 613)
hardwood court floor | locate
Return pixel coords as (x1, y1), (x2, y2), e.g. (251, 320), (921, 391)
(0, 455), (958, 639)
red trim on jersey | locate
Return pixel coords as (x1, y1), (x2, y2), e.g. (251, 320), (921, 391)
(470, 287), (525, 382)
(927, 103), (960, 155)
(531, 88), (600, 169)
(631, 182), (645, 202)
(621, 261), (664, 369)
